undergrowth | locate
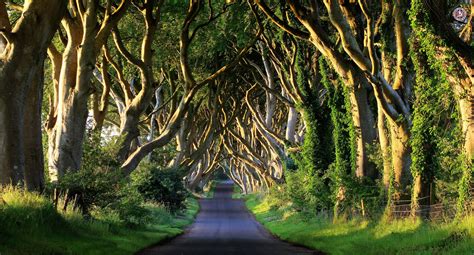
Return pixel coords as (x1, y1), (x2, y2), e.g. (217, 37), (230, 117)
(0, 186), (199, 255)
(245, 193), (474, 255)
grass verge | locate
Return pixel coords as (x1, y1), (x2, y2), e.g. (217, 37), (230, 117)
(203, 180), (219, 198)
(232, 185), (244, 199)
(245, 194), (474, 255)
(0, 187), (199, 255)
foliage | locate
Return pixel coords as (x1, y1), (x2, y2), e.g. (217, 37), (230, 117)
(0, 186), (64, 235)
(203, 180), (218, 198)
(319, 57), (367, 217)
(132, 163), (189, 212)
(0, 185), (199, 255)
(246, 193), (474, 255)
(50, 134), (120, 209)
(282, 44), (335, 213)
(408, 0), (467, 208)
(46, 134), (150, 227)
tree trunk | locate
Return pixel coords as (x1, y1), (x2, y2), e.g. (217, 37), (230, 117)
(121, 91), (196, 174)
(378, 104), (392, 189)
(459, 89), (474, 162)
(49, 0), (129, 180)
(48, 24), (82, 181)
(412, 174), (432, 218)
(389, 121), (412, 198)
(117, 68), (157, 161)
(286, 106), (298, 143)
(262, 46), (276, 127)
(23, 66), (45, 191)
(0, 81), (25, 186)
(348, 84), (377, 179)
(168, 112), (190, 167)
(117, 108), (141, 161)
(149, 86), (163, 142)
(50, 42), (95, 179)
(0, 0), (66, 186)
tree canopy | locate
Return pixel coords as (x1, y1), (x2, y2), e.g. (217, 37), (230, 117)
(0, 0), (472, 220)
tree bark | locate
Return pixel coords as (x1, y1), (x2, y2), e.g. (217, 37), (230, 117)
(23, 65), (45, 191)
(286, 106), (298, 143)
(389, 121), (412, 198)
(121, 91), (196, 174)
(0, 0), (66, 187)
(50, 24), (97, 178)
(378, 105), (392, 189)
(48, 22), (82, 181)
(347, 82), (377, 179)
(458, 86), (474, 162)
(49, 1), (129, 179)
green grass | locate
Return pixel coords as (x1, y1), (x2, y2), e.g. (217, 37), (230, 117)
(0, 186), (199, 255)
(246, 194), (474, 255)
(203, 180), (219, 198)
(232, 185), (244, 199)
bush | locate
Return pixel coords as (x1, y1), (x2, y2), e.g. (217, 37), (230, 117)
(48, 134), (151, 227)
(132, 163), (188, 212)
(112, 185), (150, 227)
(54, 166), (122, 214)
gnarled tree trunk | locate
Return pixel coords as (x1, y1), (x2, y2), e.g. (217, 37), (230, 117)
(48, 22), (82, 181)
(49, 1), (129, 180)
(0, 0), (66, 188)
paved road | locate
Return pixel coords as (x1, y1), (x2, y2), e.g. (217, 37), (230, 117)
(138, 181), (319, 255)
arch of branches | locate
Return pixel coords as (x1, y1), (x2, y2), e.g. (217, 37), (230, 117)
(0, 0), (472, 217)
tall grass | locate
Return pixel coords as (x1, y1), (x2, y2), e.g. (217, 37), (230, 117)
(0, 186), (68, 233)
(246, 194), (474, 255)
(0, 186), (199, 255)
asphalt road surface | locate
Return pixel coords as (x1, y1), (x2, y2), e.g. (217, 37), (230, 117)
(138, 181), (319, 255)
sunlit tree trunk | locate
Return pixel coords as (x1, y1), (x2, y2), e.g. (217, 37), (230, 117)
(168, 110), (191, 167)
(49, 1), (129, 180)
(92, 56), (111, 132)
(389, 122), (412, 198)
(286, 106), (298, 143)
(378, 105), (391, 188)
(459, 90), (474, 162)
(51, 18), (98, 179)
(48, 21), (82, 181)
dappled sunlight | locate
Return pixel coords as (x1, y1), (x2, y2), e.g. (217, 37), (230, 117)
(372, 218), (423, 239)
(0, 185), (198, 254)
(314, 220), (370, 238)
(1, 185), (50, 209)
(0, 0), (472, 254)
(247, 193), (474, 255)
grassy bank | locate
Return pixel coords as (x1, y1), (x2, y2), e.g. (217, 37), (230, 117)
(203, 180), (218, 198)
(232, 185), (243, 199)
(0, 187), (199, 255)
(245, 194), (474, 255)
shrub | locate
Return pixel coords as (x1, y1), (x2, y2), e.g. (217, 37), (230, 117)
(48, 134), (151, 227)
(54, 166), (122, 214)
(132, 163), (188, 212)
(112, 185), (150, 227)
